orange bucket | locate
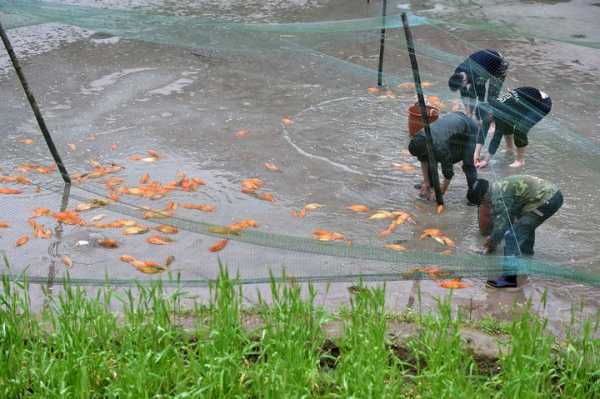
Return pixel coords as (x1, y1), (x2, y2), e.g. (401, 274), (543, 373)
(408, 103), (439, 137)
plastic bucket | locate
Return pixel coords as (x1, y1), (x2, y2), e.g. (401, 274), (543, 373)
(408, 103), (439, 137)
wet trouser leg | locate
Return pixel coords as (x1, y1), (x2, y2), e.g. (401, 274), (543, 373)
(520, 229), (535, 255)
(503, 191), (564, 276)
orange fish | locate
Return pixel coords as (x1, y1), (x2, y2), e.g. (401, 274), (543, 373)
(264, 162), (280, 172)
(416, 266), (452, 279)
(420, 228), (444, 239)
(182, 203), (216, 212)
(391, 162), (416, 173)
(20, 138), (34, 145)
(34, 224), (52, 239)
(304, 203), (323, 211)
(256, 192), (275, 202)
(0, 221), (9, 228)
(209, 239), (229, 252)
(16, 175), (31, 185)
(105, 177), (125, 189)
(120, 254), (136, 263)
(123, 226), (149, 235)
(281, 117), (294, 126)
(369, 210), (395, 220)
(67, 143), (77, 151)
(131, 260), (166, 274)
(379, 220), (399, 238)
(384, 243), (407, 251)
(228, 219), (258, 232)
(312, 229), (345, 241)
(420, 228), (455, 247)
(16, 235), (29, 247)
(33, 165), (57, 174)
(436, 204), (445, 215)
(98, 239), (119, 248)
(111, 143), (118, 151)
(437, 278), (470, 289)
(146, 235), (173, 245)
(110, 219), (137, 228)
(32, 208), (52, 218)
(367, 86), (381, 94)
(155, 225), (178, 234)
(53, 211), (85, 225)
(241, 178), (263, 194)
(0, 188), (23, 195)
(75, 199), (110, 212)
(208, 226), (240, 236)
(347, 204), (369, 213)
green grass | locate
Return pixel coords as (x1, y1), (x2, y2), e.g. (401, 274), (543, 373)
(0, 267), (599, 398)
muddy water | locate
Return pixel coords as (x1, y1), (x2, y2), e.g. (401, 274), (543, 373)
(0, 0), (599, 333)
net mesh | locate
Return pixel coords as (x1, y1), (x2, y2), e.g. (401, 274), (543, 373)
(1, 0), (599, 287)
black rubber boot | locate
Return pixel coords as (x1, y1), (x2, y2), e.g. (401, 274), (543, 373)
(486, 275), (518, 288)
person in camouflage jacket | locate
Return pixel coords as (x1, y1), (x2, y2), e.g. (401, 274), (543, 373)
(467, 175), (563, 288)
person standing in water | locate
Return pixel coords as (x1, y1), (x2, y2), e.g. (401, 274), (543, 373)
(408, 111), (479, 201)
(448, 49), (509, 118)
(474, 87), (552, 168)
(467, 175), (563, 288)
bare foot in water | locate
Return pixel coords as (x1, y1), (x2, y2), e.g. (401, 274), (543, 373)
(509, 160), (525, 168)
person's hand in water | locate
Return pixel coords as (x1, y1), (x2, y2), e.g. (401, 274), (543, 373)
(418, 184), (432, 200)
(475, 154), (490, 169)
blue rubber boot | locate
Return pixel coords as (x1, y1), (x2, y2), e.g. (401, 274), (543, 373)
(486, 275), (518, 288)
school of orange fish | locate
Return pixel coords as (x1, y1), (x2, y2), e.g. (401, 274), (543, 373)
(0, 92), (469, 289)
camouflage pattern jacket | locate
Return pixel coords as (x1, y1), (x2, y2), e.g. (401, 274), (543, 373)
(489, 175), (558, 247)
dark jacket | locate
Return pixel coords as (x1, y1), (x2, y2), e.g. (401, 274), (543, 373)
(410, 112), (479, 189)
(488, 175), (559, 248)
(454, 49), (508, 102)
(483, 87), (552, 155)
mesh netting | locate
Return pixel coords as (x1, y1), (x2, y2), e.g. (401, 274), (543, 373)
(1, 0), (599, 287)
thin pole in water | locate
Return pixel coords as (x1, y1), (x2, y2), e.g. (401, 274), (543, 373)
(0, 20), (71, 184)
(400, 13), (444, 206)
(377, 0), (387, 88)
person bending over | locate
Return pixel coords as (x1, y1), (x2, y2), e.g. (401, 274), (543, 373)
(475, 87), (552, 168)
(448, 49), (509, 117)
(467, 175), (563, 288)
(408, 112), (479, 201)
